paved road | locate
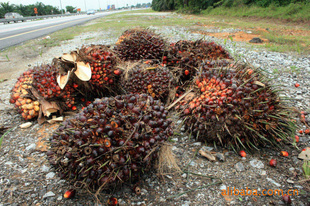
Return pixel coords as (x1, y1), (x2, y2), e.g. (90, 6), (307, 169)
(0, 11), (120, 50)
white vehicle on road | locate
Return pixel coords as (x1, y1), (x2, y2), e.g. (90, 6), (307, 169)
(87, 9), (96, 15)
(4, 12), (23, 19)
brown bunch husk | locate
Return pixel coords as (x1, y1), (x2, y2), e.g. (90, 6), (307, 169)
(176, 61), (296, 150)
(157, 143), (182, 176)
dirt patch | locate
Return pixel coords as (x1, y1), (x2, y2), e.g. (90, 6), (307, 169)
(192, 22), (309, 44)
(36, 124), (59, 152)
(195, 30), (269, 43)
(189, 16), (309, 50)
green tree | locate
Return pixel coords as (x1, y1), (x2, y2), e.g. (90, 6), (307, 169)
(14, 4), (28, 16)
(66, 6), (76, 13)
(0, 1), (65, 17)
(0, 2), (15, 18)
(0, 2), (14, 12)
(152, 0), (176, 11)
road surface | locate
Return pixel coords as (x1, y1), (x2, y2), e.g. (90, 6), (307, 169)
(0, 11), (120, 50)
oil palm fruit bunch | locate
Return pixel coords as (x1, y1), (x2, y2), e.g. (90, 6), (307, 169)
(177, 61), (295, 150)
(10, 69), (40, 120)
(31, 64), (78, 111)
(79, 45), (121, 94)
(56, 45), (121, 97)
(115, 29), (137, 45)
(47, 93), (173, 192)
(203, 59), (232, 68)
(114, 28), (167, 61)
(164, 40), (232, 82)
(121, 62), (175, 102)
(10, 64), (80, 121)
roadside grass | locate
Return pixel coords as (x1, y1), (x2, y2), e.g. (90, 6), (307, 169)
(0, 128), (12, 149)
(202, 3), (310, 22)
(84, 13), (194, 31)
(118, 8), (157, 14)
(200, 3), (310, 54)
(39, 32), (77, 47)
(194, 13), (310, 54)
(262, 37), (305, 54)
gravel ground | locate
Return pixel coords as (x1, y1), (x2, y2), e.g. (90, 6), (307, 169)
(0, 12), (309, 206)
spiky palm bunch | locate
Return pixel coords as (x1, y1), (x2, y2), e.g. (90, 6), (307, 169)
(47, 94), (173, 191)
(54, 45), (122, 98)
(164, 40), (232, 81)
(121, 63), (175, 102)
(177, 61), (295, 150)
(114, 28), (167, 61)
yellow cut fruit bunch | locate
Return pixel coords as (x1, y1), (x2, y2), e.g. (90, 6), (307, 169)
(10, 70), (40, 120)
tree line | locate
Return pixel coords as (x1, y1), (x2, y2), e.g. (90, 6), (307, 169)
(0, 2), (77, 18)
(151, 0), (309, 13)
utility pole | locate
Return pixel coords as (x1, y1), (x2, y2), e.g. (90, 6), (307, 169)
(84, 0), (87, 12)
(60, 0), (63, 14)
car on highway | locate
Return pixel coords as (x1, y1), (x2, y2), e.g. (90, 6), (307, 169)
(87, 9), (96, 15)
(4, 12), (23, 19)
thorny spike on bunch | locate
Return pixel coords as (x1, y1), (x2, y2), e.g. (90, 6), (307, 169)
(177, 61), (296, 150)
(121, 62), (176, 103)
(114, 28), (167, 61)
(47, 94), (173, 192)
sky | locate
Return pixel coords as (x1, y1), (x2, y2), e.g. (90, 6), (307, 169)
(5, 0), (152, 11)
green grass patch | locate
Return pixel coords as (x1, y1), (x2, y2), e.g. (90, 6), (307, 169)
(202, 3), (310, 22)
(119, 8), (156, 14)
(0, 128), (12, 149)
(262, 32), (308, 54)
(200, 5), (310, 54)
(38, 26), (84, 47)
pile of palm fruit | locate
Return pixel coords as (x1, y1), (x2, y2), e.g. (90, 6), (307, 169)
(9, 28), (296, 193)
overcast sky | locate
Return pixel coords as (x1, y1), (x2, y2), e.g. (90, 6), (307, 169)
(5, 0), (152, 11)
